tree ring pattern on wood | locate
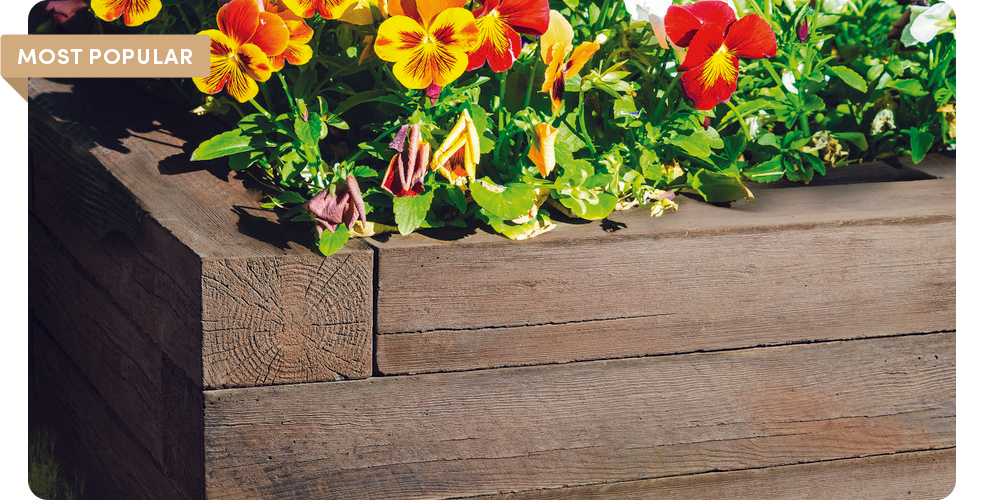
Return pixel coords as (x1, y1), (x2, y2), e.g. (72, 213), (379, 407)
(201, 253), (372, 388)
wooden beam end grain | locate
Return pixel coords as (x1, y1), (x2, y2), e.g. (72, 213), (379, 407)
(201, 244), (375, 389)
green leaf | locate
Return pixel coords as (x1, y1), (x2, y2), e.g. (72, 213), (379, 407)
(691, 169), (752, 202)
(743, 157), (785, 183)
(228, 150), (264, 171)
(887, 79), (929, 97)
(830, 132), (868, 151)
(669, 131), (711, 157)
(318, 224), (350, 256)
(470, 179), (538, 220)
(238, 113), (280, 136)
(191, 129), (252, 161)
(907, 127), (934, 164)
(558, 191), (617, 220)
(393, 191), (435, 236)
(829, 66), (868, 93)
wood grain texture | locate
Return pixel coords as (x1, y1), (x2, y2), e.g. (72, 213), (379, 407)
(204, 332), (954, 500)
(29, 214), (205, 496)
(202, 253), (374, 389)
(30, 316), (199, 500)
(28, 77), (376, 385)
(466, 448), (956, 500)
(373, 175), (956, 375)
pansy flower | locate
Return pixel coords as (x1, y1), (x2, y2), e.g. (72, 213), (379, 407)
(665, 1), (776, 110)
(374, 0), (480, 89)
(466, 0), (551, 72)
(264, 0), (314, 71)
(194, 0), (290, 103)
(431, 109), (481, 187)
(622, 0), (673, 49)
(90, 0), (162, 26)
(280, 0), (358, 19)
(539, 10), (600, 115)
(901, 2), (955, 47)
(381, 124), (432, 197)
(304, 175), (368, 235)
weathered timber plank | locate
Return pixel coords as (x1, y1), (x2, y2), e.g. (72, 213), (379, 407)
(30, 315), (199, 500)
(465, 448), (956, 500)
(204, 332), (954, 500)
(28, 77), (375, 386)
(373, 175), (955, 374)
(29, 205), (163, 422)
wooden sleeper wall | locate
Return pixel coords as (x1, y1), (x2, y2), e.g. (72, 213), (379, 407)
(27, 77), (956, 500)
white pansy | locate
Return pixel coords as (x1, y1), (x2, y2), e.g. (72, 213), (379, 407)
(902, 3), (955, 47)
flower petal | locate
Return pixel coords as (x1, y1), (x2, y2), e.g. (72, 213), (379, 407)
(280, 0), (317, 18)
(374, 15), (429, 62)
(723, 14), (776, 60)
(316, 0), (362, 20)
(540, 10), (573, 64)
(251, 11), (290, 57)
(467, 12), (522, 71)
(678, 23), (724, 71)
(193, 30), (238, 95)
(218, 0), (260, 47)
(564, 41), (600, 76)
(495, 0), (550, 36)
(91, 0), (162, 26)
(664, 0), (735, 47)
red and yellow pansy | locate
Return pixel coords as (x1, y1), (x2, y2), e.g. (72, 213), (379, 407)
(466, 0), (551, 72)
(665, 0), (776, 110)
(193, 0), (290, 103)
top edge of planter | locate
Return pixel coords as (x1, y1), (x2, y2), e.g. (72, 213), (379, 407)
(27, 77), (955, 259)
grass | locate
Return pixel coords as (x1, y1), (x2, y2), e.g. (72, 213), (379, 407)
(28, 427), (85, 500)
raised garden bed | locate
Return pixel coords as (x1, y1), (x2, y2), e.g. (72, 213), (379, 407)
(28, 76), (955, 499)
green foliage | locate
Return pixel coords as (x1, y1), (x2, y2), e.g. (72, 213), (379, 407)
(154, 0), (953, 253)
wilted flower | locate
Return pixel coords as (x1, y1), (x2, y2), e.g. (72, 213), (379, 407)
(539, 10), (601, 114)
(90, 0), (162, 26)
(527, 123), (558, 177)
(193, 0), (289, 103)
(381, 124), (431, 197)
(431, 109), (481, 186)
(304, 175), (368, 234)
(467, 0), (551, 72)
(373, 0), (480, 89)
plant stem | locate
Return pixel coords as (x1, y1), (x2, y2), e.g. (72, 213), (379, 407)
(248, 98), (272, 118)
(726, 100), (753, 141)
(578, 89), (597, 156)
(497, 72), (508, 131)
(278, 72), (299, 117)
(653, 71), (681, 121)
(524, 52), (539, 111)
(175, 4), (196, 34)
